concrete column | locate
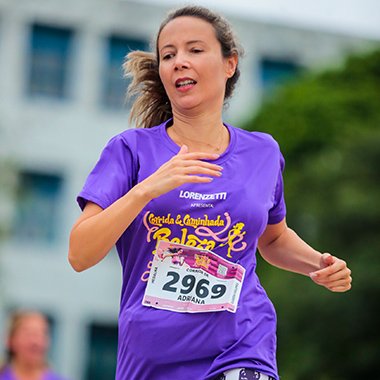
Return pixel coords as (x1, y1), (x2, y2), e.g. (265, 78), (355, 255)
(57, 311), (89, 380)
(71, 25), (104, 113)
(0, 7), (29, 107)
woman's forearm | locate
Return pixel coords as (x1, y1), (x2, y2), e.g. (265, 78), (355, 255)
(258, 220), (352, 292)
(258, 225), (322, 276)
(68, 185), (151, 272)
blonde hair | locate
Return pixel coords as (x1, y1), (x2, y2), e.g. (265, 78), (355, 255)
(124, 5), (244, 129)
(123, 51), (171, 130)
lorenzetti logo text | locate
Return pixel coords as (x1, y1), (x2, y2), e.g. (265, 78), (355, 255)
(179, 190), (227, 201)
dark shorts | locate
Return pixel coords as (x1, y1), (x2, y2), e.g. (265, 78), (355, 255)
(215, 368), (275, 380)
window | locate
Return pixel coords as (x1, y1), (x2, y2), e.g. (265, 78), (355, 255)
(28, 24), (73, 98)
(103, 35), (148, 108)
(13, 171), (63, 243)
(85, 323), (118, 380)
(260, 58), (300, 97)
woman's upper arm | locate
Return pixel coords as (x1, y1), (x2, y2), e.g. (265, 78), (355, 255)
(258, 218), (287, 251)
(71, 201), (104, 231)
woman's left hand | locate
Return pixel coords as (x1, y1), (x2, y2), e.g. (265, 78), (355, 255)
(309, 253), (352, 292)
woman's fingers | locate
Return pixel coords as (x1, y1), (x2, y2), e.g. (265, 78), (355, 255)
(321, 277), (352, 292)
(139, 149), (224, 199)
(330, 284), (352, 292)
(182, 165), (223, 177)
(310, 256), (352, 292)
(310, 261), (349, 280)
(167, 159), (223, 174)
(312, 273), (352, 287)
(179, 159), (223, 169)
(319, 267), (351, 283)
(177, 144), (189, 155)
(310, 276), (352, 292)
(162, 161), (223, 180)
(176, 175), (215, 183)
(164, 151), (224, 179)
(174, 149), (220, 161)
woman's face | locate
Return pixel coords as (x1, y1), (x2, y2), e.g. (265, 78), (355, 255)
(158, 16), (237, 115)
(8, 314), (50, 365)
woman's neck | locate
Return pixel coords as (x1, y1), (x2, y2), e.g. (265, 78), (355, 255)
(169, 110), (230, 153)
(11, 359), (46, 380)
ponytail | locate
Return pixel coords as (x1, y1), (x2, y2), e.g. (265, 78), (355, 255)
(123, 51), (172, 129)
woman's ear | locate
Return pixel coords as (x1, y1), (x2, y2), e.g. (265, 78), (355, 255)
(225, 53), (238, 78)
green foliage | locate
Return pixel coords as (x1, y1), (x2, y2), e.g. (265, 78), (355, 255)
(242, 48), (380, 379)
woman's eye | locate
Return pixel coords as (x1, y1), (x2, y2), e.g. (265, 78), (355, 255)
(191, 48), (203, 53)
(162, 53), (174, 60)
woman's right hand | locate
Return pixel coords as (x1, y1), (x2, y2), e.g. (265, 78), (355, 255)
(137, 145), (223, 200)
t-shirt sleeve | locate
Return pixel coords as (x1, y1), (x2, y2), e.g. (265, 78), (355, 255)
(267, 151), (286, 224)
(77, 135), (136, 210)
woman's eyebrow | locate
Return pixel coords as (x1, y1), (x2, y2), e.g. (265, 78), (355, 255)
(160, 40), (205, 52)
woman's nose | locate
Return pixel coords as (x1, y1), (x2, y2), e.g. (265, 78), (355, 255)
(174, 53), (189, 71)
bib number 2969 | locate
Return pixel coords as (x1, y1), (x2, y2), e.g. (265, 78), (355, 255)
(142, 240), (245, 313)
(162, 271), (227, 299)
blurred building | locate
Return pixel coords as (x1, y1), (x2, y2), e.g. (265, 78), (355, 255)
(0, 0), (377, 379)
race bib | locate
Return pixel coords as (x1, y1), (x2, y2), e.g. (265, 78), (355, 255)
(142, 241), (245, 313)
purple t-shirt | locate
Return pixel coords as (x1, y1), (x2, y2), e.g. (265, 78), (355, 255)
(0, 366), (65, 380)
(78, 120), (286, 380)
